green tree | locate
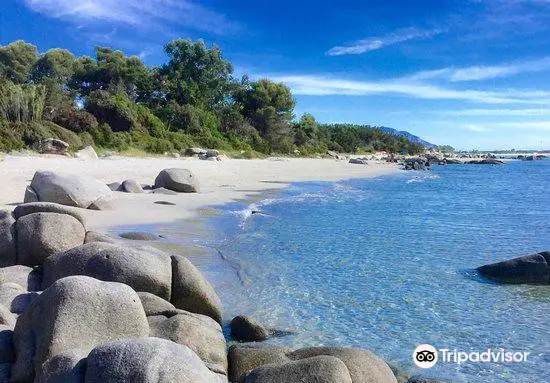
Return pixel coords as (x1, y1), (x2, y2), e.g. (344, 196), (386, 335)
(32, 48), (75, 84)
(235, 79), (296, 151)
(298, 113), (318, 137)
(0, 40), (38, 84)
(71, 47), (151, 100)
(161, 39), (233, 109)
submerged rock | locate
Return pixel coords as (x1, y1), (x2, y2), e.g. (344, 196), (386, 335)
(477, 251), (550, 284)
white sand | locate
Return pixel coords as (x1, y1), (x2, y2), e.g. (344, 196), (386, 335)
(0, 154), (401, 229)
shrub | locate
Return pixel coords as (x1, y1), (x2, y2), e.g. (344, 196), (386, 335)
(0, 119), (83, 151)
(0, 81), (46, 123)
(53, 107), (98, 133)
(86, 90), (138, 132)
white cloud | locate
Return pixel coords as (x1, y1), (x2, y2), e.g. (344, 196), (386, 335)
(441, 108), (550, 116)
(326, 28), (443, 56)
(266, 74), (550, 104)
(407, 57), (550, 82)
(492, 121), (550, 130)
(463, 124), (490, 132)
(22, 0), (238, 34)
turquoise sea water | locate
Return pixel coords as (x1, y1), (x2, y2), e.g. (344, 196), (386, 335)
(118, 160), (550, 382)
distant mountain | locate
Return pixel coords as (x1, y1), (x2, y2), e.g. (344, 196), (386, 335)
(378, 127), (436, 148)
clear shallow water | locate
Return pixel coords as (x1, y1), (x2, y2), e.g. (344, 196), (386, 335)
(118, 160), (549, 382)
(203, 161), (550, 382)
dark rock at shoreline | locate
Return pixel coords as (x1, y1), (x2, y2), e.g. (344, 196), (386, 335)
(119, 231), (164, 241)
(154, 168), (200, 193)
(403, 157), (429, 171)
(477, 251), (550, 284)
(229, 345), (398, 383)
(466, 159), (504, 165)
(121, 179), (144, 193)
(231, 315), (270, 342)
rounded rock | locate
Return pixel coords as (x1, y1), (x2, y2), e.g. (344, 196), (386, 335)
(154, 168), (200, 193)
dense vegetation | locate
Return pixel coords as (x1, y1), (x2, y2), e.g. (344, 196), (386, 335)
(0, 39), (426, 156)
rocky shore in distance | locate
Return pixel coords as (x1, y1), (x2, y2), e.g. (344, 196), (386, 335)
(0, 167), (413, 382)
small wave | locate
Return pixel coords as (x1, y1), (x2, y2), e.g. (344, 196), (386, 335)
(232, 193), (326, 228)
(406, 174), (441, 183)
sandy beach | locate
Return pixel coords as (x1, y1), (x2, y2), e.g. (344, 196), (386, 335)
(0, 154), (401, 229)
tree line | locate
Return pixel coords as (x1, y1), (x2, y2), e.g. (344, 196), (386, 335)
(0, 39), (426, 156)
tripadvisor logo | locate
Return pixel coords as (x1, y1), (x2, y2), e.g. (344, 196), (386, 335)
(413, 344), (530, 368)
(413, 344), (438, 368)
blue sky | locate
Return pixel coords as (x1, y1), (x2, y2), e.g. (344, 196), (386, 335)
(2, 0), (550, 150)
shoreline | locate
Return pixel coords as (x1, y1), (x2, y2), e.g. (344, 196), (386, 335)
(0, 154), (402, 229)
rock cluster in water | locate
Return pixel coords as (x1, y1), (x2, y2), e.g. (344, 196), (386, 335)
(0, 170), (403, 382)
(477, 251), (550, 284)
(401, 153), (504, 170)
